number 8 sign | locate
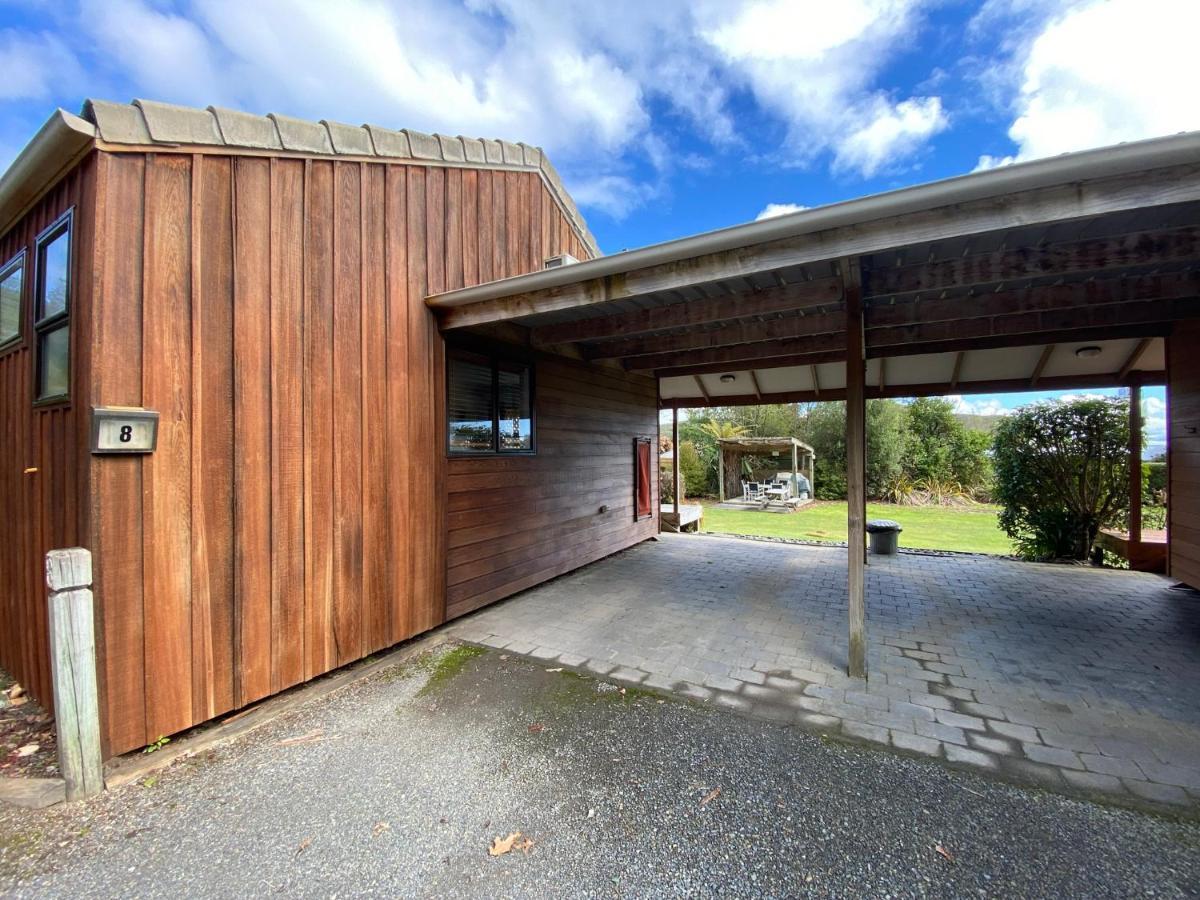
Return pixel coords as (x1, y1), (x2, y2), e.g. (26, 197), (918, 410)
(90, 407), (159, 454)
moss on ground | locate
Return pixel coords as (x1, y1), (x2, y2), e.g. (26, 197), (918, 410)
(416, 644), (488, 696)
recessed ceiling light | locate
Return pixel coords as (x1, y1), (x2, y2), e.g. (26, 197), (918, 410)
(1074, 345), (1102, 359)
(719, 373), (736, 383)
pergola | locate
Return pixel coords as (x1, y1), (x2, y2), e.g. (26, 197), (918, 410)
(427, 130), (1200, 679)
(716, 436), (814, 501)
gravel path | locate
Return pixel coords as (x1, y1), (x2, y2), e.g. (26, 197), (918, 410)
(1, 645), (1198, 898)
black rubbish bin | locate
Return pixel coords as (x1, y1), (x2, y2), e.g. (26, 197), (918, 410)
(866, 519), (902, 555)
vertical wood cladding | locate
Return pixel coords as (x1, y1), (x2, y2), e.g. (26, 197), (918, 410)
(0, 156), (96, 712)
(445, 358), (660, 621)
(86, 153), (590, 756)
(1169, 321), (1200, 588)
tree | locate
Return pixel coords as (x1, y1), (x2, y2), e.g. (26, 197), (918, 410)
(905, 397), (994, 496)
(992, 397), (1130, 560)
(678, 440), (707, 498)
(799, 400), (911, 500)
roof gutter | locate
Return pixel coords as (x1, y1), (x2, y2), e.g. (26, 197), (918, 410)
(427, 129), (1200, 309)
(0, 110), (97, 237)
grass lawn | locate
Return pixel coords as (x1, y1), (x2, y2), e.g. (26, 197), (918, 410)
(700, 500), (1013, 555)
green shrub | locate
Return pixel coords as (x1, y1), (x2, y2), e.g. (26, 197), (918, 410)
(992, 398), (1129, 560)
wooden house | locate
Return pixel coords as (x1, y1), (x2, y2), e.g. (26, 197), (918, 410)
(2, 98), (1199, 760)
(0, 100), (658, 757)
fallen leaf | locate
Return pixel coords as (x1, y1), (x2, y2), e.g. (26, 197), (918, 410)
(544, 667), (563, 673)
(372, 821), (391, 837)
(528, 723), (545, 734)
(296, 837), (312, 856)
(499, 655), (509, 660)
(518, 836), (535, 854)
(700, 787), (722, 806)
(276, 729), (325, 747)
(14, 744), (39, 757)
(9, 697), (26, 707)
(8, 683), (25, 700)
(934, 843), (955, 863)
(587, 808), (596, 819)
(489, 831), (523, 857)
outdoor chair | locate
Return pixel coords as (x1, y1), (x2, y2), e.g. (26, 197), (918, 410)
(746, 482), (765, 501)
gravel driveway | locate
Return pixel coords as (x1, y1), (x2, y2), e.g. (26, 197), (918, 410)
(1, 644), (1198, 898)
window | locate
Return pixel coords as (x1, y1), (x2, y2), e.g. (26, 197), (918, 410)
(34, 210), (71, 401)
(634, 437), (653, 520)
(448, 349), (534, 454)
(0, 251), (23, 348)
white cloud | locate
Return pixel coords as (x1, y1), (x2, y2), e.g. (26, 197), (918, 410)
(3, 0), (954, 220)
(568, 174), (659, 221)
(699, 0), (947, 175)
(948, 395), (1013, 417)
(981, 0), (1200, 167)
(755, 202), (808, 220)
(833, 95), (947, 177)
(0, 29), (83, 102)
(972, 153), (1016, 173)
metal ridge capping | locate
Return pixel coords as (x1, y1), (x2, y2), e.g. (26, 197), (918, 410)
(0, 98), (599, 256)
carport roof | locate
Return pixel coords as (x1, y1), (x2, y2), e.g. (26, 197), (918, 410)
(428, 129), (1200, 407)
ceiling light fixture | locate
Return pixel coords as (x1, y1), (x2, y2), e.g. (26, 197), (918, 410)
(1074, 345), (1102, 359)
(719, 373), (736, 383)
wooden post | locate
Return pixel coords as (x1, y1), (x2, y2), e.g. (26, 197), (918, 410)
(46, 548), (103, 801)
(672, 404), (681, 519)
(1130, 378), (1142, 543)
(844, 258), (868, 679)
(718, 442), (726, 502)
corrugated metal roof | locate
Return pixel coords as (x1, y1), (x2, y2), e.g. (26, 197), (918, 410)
(0, 99), (599, 257)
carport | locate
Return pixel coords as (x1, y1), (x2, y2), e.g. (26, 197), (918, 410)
(427, 130), (1200, 680)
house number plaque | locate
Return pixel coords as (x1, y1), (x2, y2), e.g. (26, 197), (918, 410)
(91, 407), (159, 454)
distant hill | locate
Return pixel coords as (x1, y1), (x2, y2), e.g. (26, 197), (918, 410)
(955, 413), (1004, 434)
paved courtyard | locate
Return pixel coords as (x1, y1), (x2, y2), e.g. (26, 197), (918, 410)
(450, 533), (1200, 811)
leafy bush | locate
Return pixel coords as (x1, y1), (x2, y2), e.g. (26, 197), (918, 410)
(1145, 461), (1167, 503)
(992, 398), (1129, 560)
(678, 440), (708, 499)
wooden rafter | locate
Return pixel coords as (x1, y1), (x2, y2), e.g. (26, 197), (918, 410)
(811, 365), (821, 396)
(748, 370), (763, 400)
(1118, 337), (1152, 381)
(530, 277), (841, 345)
(864, 225), (1200, 296)
(692, 374), (711, 401)
(583, 309), (843, 361)
(1031, 344), (1055, 387)
(950, 351), (964, 388)
(660, 369), (1167, 409)
(866, 271), (1200, 328)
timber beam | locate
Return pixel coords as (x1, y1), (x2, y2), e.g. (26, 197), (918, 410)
(864, 225), (1200, 297)
(657, 371), (1166, 409)
(531, 276), (841, 345)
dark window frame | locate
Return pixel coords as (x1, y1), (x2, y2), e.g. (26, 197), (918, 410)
(33, 208), (73, 404)
(446, 347), (536, 457)
(0, 249), (26, 354)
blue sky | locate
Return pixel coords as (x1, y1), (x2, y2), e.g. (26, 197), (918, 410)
(0, 0), (1192, 450)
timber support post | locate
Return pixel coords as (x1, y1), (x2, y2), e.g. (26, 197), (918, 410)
(672, 404), (681, 519)
(844, 258), (868, 679)
(46, 548), (103, 801)
(718, 443), (726, 502)
(1130, 377), (1142, 543)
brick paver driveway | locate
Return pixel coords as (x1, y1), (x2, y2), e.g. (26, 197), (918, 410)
(450, 533), (1200, 811)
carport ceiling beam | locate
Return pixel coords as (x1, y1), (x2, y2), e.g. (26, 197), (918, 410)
(863, 225), (1200, 297)
(531, 277), (842, 345)
(1118, 337), (1152, 381)
(658, 368), (1166, 410)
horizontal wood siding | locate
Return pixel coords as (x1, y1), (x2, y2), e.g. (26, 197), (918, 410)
(88, 153), (584, 756)
(1169, 320), (1200, 588)
(0, 156), (96, 711)
(445, 357), (659, 621)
